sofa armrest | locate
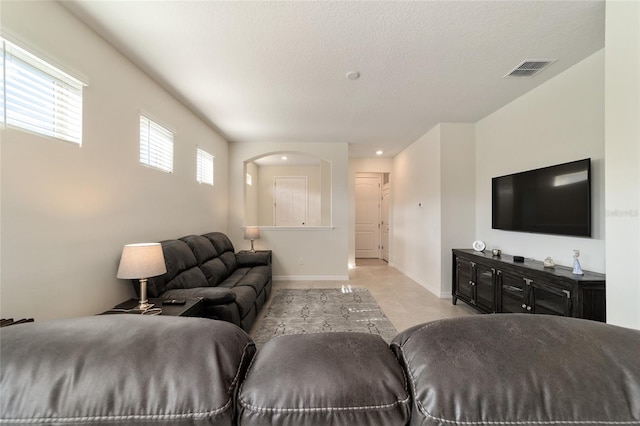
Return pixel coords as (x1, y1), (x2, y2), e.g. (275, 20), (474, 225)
(236, 251), (271, 267)
(162, 287), (236, 305)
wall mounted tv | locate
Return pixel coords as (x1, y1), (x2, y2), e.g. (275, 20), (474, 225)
(492, 158), (591, 237)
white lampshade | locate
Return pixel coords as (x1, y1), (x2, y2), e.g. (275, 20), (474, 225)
(116, 243), (167, 279)
(244, 226), (260, 240)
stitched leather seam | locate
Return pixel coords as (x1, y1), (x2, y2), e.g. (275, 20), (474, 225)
(422, 412), (640, 425)
(396, 346), (640, 426)
(397, 319), (446, 350)
(389, 344), (412, 404)
(238, 342), (260, 397)
(239, 395), (411, 414)
(0, 400), (232, 424)
(228, 341), (256, 394)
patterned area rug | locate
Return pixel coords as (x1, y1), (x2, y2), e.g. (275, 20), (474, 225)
(253, 288), (398, 346)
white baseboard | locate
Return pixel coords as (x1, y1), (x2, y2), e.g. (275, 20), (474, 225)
(393, 267), (441, 298)
(273, 275), (350, 281)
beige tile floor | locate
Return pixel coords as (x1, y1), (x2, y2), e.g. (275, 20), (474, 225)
(250, 258), (476, 337)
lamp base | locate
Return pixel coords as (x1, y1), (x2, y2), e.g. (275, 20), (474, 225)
(135, 301), (155, 311)
(135, 278), (154, 311)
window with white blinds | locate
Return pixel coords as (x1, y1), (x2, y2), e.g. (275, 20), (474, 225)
(196, 147), (214, 185)
(139, 115), (174, 173)
(1, 38), (85, 145)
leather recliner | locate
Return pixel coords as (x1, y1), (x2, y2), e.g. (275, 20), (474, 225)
(1, 314), (639, 425)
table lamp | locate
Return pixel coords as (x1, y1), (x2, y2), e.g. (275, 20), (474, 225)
(117, 243), (167, 310)
(244, 226), (260, 252)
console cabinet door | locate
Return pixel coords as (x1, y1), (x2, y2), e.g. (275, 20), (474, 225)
(455, 258), (474, 303)
(530, 281), (572, 317)
(475, 264), (496, 312)
(500, 271), (528, 313)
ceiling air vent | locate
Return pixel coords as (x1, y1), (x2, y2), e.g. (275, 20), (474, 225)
(504, 60), (556, 78)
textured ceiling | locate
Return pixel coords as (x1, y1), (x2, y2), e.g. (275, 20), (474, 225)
(62, 1), (605, 158)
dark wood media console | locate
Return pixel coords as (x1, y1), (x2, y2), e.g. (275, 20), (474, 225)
(452, 249), (606, 322)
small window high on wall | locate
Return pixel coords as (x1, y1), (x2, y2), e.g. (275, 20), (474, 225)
(196, 147), (214, 185)
(1, 38), (85, 145)
(139, 114), (174, 173)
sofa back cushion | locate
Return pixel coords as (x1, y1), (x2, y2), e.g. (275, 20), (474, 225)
(203, 232), (235, 254)
(180, 235), (218, 263)
(180, 235), (230, 286)
(163, 267), (209, 292)
(145, 239), (208, 296)
(219, 251), (238, 275)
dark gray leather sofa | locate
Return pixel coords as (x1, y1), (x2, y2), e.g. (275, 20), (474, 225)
(137, 232), (272, 331)
(1, 315), (639, 425)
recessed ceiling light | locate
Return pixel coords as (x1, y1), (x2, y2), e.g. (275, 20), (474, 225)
(376, 150), (383, 156)
(346, 71), (360, 80)
(281, 156), (288, 160)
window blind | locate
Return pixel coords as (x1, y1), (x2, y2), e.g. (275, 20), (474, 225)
(1, 38), (84, 145)
(196, 147), (214, 185)
(139, 115), (174, 173)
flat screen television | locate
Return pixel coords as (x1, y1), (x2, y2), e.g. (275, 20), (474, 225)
(492, 158), (591, 237)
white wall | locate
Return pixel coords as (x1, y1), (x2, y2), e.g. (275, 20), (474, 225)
(604, 1), (640, 329)
(245, 161), (259, 225)
(440, 123), (476, 294)
(0, 2), (229, 321)
(348, 158), (393, 267)
(229, 143), (349, 280)
(475, 50), (605, 273)
(393, 126), (443, 295)
(392, 124), (475, 297)
(320, 159), (332, 226)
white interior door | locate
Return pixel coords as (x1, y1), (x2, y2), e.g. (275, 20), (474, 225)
(274, 176), (307, 226)
(355, 175), (381, 258)
(381, 183), (390, 262)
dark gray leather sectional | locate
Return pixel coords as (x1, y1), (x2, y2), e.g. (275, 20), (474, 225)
(1, 314), (639, 425)
(138, 232), (271, 331)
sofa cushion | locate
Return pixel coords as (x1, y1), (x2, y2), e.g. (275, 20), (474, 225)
(222, 267), (251, 288)
(219, 251), (238, 274)
(179, 235), (230, 286)
(163, 266), (209, 291)
(180, 235), (219, 264)
(201, 257), (230, 286)
(224, 266), (270, 294)
(392, 314), (640, 426)
(146, 239), (199, 297)
(203, 232), (235, 254)
(238, 332), (411, 425)
(0, 316), (256, 426)
(162, 287), (236, 305)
